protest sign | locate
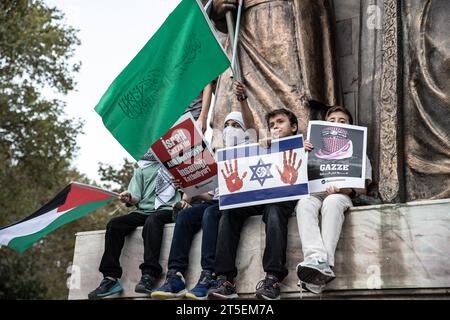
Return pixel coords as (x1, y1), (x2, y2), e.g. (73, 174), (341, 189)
(217, 134), (309, 209)
(150, 113), (217, 197)
(307, 121), (367, 193)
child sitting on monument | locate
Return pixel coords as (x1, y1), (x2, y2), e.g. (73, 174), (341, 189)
(295, 105), (372, 294)
(207, 81), (299, 300)
(87, 152), (181, 299)
(150, 111), (252, 300)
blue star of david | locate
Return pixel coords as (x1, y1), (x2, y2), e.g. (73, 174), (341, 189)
(249, 159), (273, 186)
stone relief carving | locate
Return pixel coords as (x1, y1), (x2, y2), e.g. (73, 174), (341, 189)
(379, 0), (402, 202)
(209, 0), (339, 149)
(403, 0), (450, 200)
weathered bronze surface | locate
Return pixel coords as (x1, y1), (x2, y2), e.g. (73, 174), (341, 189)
(378, 0), (403, 203)
(209, 0), (339, 148)
(208, 0), (450, 202)
(403, 0), (450, 200)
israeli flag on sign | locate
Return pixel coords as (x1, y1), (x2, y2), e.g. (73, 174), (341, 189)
(217, 134), (310, 210)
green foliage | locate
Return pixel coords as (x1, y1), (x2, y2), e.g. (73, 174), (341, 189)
(0, 249), (48, 299)
(0, 0), (81, 93)
(0, 0), (85, 300)
(98, 158), (135, 193)
(0, 0), (136, 300)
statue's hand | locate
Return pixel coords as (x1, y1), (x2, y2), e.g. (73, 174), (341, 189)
(213, 0), (237, 18)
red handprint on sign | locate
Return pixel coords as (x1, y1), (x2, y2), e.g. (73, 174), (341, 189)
(276, 150), (302, 185)
(221, 159), (248, 192)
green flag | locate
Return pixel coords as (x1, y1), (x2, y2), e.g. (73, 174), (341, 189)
(95, 0), (229, 160)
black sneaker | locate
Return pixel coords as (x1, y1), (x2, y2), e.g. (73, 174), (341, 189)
(207, 275), (238, 299)
(135, 274), (156, 294)
(88, 277), (123, 300)
(255, 274), (281, 300)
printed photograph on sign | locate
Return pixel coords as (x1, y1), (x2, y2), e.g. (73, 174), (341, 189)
(149, 113), (217, 197)
(307, 121), (367, 193)
(217, 134), (309, 210)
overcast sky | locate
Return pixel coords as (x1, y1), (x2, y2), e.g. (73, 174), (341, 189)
(43, 0), (182, 182)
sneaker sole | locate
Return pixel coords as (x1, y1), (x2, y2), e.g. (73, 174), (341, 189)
(134, 286), (152, 294)
(151, 289), (187, 300)
(296, 265), (335, 285)
(298, 281), (324, 295)
(255, 293), (280, 300)
(185, 292), (207, 300)
(208, 292), (239, 300)
(88, 287), (123, 300)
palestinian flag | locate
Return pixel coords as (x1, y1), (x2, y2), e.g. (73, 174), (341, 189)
(0, 182), (117, 253)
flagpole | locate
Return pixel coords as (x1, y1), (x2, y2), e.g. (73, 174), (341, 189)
(225, 11), (242, 82)
(231, 0), (243, 81)
(204, 0), (213, 13)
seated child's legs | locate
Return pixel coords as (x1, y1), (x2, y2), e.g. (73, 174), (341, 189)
(296, 197), (327, 261)
(321, 194), (352, 266)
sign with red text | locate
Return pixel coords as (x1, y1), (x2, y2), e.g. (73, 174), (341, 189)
(150, 113), (217, 197)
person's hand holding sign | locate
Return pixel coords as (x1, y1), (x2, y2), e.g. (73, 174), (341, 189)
(170, 178), (183, 189)
(221, 159), (247, 192)
(277, 150), (302, 185)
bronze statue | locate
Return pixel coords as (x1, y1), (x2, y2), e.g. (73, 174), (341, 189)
(209, 0), (339, 148)
(403, 0), (450, 200)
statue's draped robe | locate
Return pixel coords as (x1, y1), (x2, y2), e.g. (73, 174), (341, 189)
(404, 0), (450, 200)
(211, 0), (338, 148)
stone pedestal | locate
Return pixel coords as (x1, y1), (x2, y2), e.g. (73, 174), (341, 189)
(68, 199), (450, 300)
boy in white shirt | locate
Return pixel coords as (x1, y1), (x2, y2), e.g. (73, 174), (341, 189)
(296, 106), (372, 294)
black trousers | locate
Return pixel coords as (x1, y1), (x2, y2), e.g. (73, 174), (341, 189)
(214, 201), (295, 281)
(99, 210), (173, 279)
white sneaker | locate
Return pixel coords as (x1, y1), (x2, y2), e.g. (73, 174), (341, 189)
(296, 256), (335, 285)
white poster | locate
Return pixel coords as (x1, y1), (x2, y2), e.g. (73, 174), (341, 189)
(217, 134), (309, 210)
(307, 121), (368, 193)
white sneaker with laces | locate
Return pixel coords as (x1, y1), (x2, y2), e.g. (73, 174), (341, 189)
(296, 255), (335, 285)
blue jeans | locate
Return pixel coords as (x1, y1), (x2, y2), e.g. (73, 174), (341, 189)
(168, 201), (220, 275)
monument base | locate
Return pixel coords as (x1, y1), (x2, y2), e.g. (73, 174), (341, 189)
(68, 199), (450, 300)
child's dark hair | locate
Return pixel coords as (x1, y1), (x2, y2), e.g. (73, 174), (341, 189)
(265, 109), (298, 133)
(325, 106), (353, 124)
